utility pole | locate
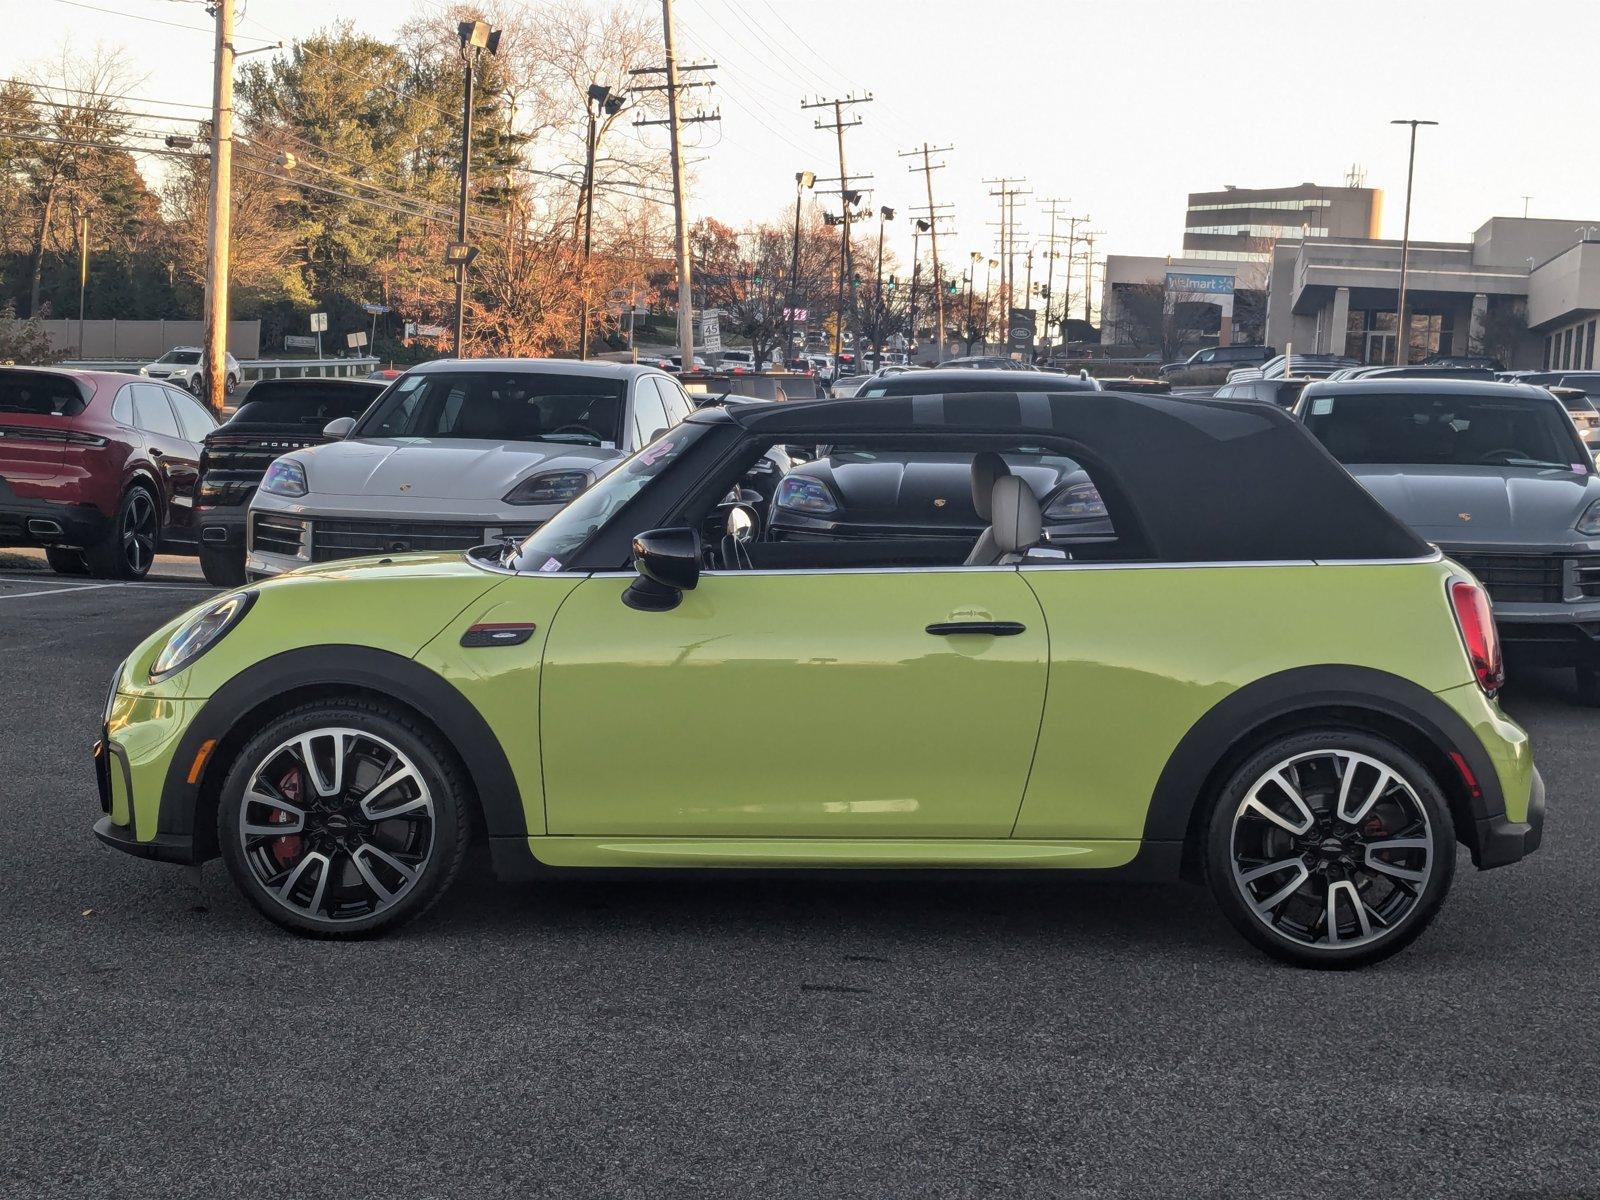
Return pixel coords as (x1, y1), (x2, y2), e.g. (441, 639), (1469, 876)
(1059, 214), (1090, 342)
(76, 211), (89, 359)
(1038, 199), (1068, 352)
(451, 21), (502, 360)
(872, 206), (893, 371)
(1081, 232), (1100, 325)
(907, 218), (928, 354)
(901, 143), (954, 361)
(578, 84), (626, 360)
(1391, 118), (1437, 366)
(804, 93), (872, 372)
(984, 177), (1029, 333)
(633, 8), (718, 373)
(202, 0), (234, 413)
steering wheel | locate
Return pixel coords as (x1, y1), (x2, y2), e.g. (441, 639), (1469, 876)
(549, 423), (596, 438)
(1477, 447), (1526, 463)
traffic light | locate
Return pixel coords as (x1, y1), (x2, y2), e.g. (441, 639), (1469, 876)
(851, 273), (861, 289)
(886, 275), (897, 292)
(753, 270), (764, 287)
(947, 279), (958, 295)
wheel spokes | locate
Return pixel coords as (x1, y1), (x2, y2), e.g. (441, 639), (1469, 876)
(241, 789), (307, 838)
(1336, 757), (1392, 826)
(350, 843), (420, 906)
(1249, 862), (1311, 920)
(294, 731), (347, 798)
(1363, 838), (1430, 884)
(276, 850), (332, 917)
(359, 761), (428, 822)
(1242, 768), (1315, 836)
(1324, 880), (1371, 944)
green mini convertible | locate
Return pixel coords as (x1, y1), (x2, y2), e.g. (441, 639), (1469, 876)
(93, 390), (1545, 967)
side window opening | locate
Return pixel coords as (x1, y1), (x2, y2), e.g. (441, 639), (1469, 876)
(674, 434), (1138, 575)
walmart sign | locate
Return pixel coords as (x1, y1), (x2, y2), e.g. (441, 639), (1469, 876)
(1165, 271), (1235, 295)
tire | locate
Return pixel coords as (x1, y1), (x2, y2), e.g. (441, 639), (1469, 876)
(198, 542), (247, 587)
(82, 485), (158, 580)
(187, 374), (203, 396)
(1204, 729), (1456, 969)
(225, 373), (238, 396)
(1573, 667), (1600, 708)
(217, 698), (471, 938)
(44, 546), (88, 575)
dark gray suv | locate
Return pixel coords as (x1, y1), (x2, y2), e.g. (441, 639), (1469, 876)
(1296, 378), (1600, 703)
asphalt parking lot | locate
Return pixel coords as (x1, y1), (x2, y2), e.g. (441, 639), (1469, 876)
(3, 568), (1598, 1198)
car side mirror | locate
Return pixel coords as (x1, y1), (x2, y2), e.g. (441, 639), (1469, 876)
(624, 527), (701, 611)
(322, 416), (356, 439)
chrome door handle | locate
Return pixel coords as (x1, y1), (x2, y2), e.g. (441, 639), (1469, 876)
(925, 621), (1026, 636)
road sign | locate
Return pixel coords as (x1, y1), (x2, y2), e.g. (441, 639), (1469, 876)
(699, 313), (722, 354)
(347, 331), (368, 349)
(284, 335), (317, 350)
(361, 303), (392, 315)
(310, 312), (329, 333)
(1007, 307), (1036, 354)
(782, 307), (808, 321)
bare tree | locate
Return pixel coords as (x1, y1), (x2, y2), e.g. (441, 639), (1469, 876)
(15, 47), (139, 316)
(1110, 278), (1219, 360)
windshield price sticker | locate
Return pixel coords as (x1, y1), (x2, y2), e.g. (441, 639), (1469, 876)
(539, 557), (563, 572)
(1311, 397), (1334, 416)
(639, 438), (677, 466)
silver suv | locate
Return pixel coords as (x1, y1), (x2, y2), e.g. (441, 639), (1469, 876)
(244, 359), (696, 579)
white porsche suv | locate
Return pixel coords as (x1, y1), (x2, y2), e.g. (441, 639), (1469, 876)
(243, 359), (696, 578)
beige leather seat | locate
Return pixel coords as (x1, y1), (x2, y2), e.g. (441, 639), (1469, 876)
(966, 473), (1042, 565)
(964, 452), (1012, 566)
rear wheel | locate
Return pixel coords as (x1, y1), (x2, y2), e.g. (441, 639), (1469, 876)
(1205, 730), (1455, 969)
(83, 485), (157, 579)
(44, 546), (88, 575)
(217, 699), (471, 937)
(198, 542), (247, 587)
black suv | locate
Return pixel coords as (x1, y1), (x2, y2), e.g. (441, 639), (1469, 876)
(194, 378), (385, 584)
(1160, 344), (1275, 385)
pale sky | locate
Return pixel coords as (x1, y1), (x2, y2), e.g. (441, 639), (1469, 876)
(8, 0), (1600, 278)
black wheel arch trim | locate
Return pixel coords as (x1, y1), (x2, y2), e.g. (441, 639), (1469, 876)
(1146, 664), (1510, 869)
(156, 645), (525, 856)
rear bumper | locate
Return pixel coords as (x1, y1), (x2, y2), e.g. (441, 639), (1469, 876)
(1475, 766), (1546, 869)
(194, 505), (247, 549)
(0, 474), (111, 546)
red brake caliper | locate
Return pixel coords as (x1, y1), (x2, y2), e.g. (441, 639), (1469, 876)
(270, 768), (304, 867)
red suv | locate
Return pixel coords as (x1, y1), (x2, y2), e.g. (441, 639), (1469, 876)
(0, 368), (217, 578)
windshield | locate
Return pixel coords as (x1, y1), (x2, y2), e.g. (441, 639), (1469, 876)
(1303, 392), (1586, 471)
(227, 382), (380, 428)
(157, 350), (201, 365)
(510, 422), (707, 571)
(354, 370), (624, 445)
(1558, 391), (1599, 415)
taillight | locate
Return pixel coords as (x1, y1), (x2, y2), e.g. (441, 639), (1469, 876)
(1449, 577), (1504, 695)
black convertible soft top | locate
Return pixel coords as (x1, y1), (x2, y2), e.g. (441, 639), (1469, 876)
(697, 390), (1430, 562)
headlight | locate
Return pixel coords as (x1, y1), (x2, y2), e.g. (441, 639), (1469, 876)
(503, 470), (591, 506)
(261, 458), (308, 497)
(774, 475), (838, 514)
(1044, 480), (1108, 521)
(138, 367), (149, 376)
(1577, 497), (1600, 535)
(150, 591), (255, 681)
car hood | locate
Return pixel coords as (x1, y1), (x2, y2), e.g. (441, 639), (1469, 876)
(290, 437), (622, 499)
(794, 452), (1084, 528)
(1344, 463), (1600, 543)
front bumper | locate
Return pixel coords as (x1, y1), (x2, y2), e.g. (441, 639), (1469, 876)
(0, 474), (111, 546)
(92, 815), (197, 864)
(1475, 766), (1546, 869)
(195, 506), (247, 549)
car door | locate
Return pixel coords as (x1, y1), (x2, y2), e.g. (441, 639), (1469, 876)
(539, 567), (1049, 840)
(130, 384), (194, 526)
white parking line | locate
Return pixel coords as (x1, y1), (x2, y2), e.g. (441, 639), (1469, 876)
(0, 577), (215, 598)
(0, 582), (123, 601)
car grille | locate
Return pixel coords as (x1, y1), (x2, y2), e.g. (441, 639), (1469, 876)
(201, 436), (323, 507)
(1446, 550), (1600, 605)
(309, 519), (538, 562)
(250, 513), (308, 558)
(1447, 552), (1565, 604)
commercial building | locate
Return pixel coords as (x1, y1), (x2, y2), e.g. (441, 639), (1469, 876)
(1184, 183), (1382, 262)
(1100, 182), (1382, 351)
(1266, 217), (1600, 368)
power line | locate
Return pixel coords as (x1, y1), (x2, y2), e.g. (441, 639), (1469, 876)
(0, 76), (210, 114)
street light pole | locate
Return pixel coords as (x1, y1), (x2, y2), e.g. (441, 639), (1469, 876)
(872, 205), (893, 371)
(1391, 118), (1437, 366)
(76, 212), (89, 359)
(785, 170), (814, 365)
(578, 84), (622, 361)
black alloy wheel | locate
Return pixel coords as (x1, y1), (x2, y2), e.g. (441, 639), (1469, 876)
(217, 699), (471, 937)
(84, 486), (158, 580)
(1206, 729), (1455, 969)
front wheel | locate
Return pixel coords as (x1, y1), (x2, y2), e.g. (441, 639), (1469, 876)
(1205, 730), (1455, 969)
(44, 546), (88, 575)
(217, 699), (471, 937)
